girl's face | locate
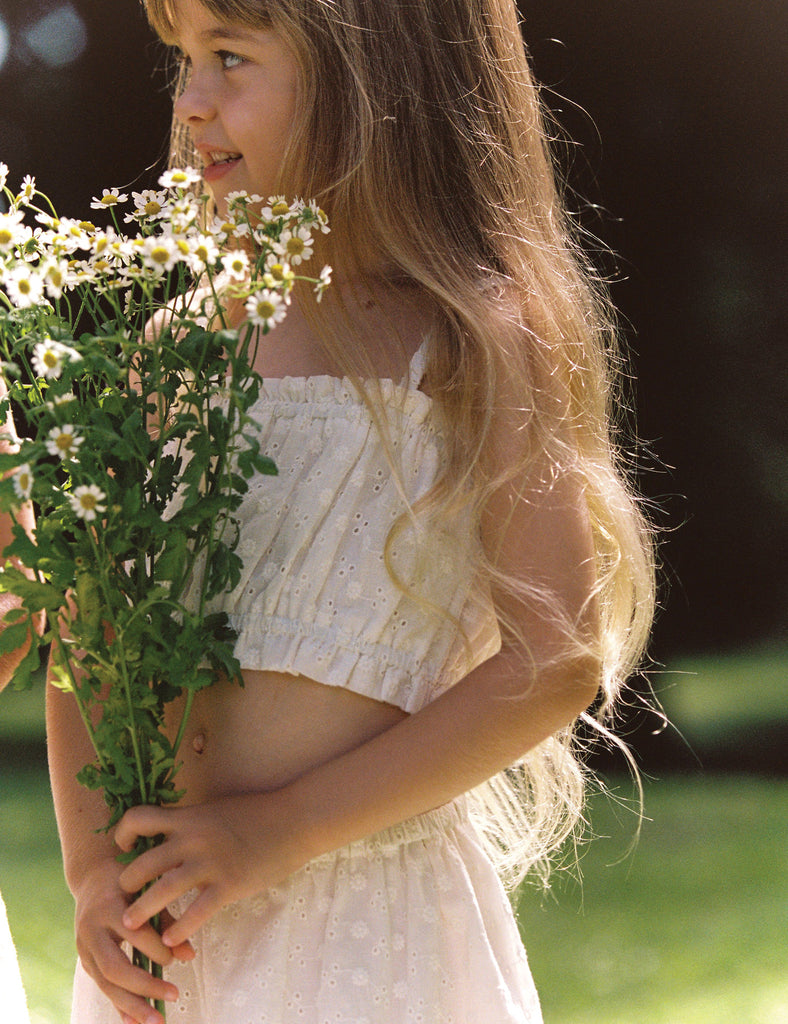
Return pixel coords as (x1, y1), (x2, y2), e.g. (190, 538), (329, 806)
(170, 0), (299, 214)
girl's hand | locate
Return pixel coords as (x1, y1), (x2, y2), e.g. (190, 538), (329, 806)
(115, 790), (310, 949)
(72, 856), (194, 1024)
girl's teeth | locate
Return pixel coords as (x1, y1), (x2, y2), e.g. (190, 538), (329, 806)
(211, 152), (241, 165)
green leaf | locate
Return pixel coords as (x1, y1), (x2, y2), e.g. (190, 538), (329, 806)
(9, 641), (42, 692)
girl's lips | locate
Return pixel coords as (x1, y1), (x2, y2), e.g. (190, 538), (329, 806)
(203, 156), (242, 183)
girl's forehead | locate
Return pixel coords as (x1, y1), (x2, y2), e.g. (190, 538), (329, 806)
(151, 0), (272, 44)
(156, 0), (274, 37)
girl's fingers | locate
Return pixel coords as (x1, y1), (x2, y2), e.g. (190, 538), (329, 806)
(82, 938), (178, 1024)
(161, 887), (221, 949)
(118, 839), (181, 895)
(115, 805), (174, 853)
(159, 908), (196, 961)
(122, 863), (195, 931)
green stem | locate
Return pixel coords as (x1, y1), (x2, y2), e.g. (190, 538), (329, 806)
(50, 629), (109, 773)
(85, 528), (148, 805)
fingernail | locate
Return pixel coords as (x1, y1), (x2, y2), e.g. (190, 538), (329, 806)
(165, 984), (180, 1002)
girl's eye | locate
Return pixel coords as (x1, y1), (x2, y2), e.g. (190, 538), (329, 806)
(216, 50), (245, 70)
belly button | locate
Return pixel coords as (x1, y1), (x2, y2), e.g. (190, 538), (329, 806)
(192, 732), (206, 755)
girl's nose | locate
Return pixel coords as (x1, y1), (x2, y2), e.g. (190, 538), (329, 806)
(173, 75), (215, 126)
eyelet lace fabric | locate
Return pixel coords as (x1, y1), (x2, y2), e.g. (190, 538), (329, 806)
(175, 360), (501, 714)
(70, 801), (543, 1024)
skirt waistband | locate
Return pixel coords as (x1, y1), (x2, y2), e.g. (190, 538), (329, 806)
(310, 796), (470, 864)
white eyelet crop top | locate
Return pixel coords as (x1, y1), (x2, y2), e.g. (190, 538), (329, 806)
(180, 343), (501, 714)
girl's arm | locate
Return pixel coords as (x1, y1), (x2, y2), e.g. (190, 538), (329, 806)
(47, 678), (193, 1023)
(0, 377), (38, 690)
(116, 434), (601, 951)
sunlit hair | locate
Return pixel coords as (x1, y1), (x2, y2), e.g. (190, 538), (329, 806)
(143, 0), (656, 885)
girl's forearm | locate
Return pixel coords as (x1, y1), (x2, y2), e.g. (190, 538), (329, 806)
(46, 680), (116, 891)
(284, 648), (600, 864)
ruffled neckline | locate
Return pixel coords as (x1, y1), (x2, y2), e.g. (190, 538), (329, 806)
(251, 372), (434, 419)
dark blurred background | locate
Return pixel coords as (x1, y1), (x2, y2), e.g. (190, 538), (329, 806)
(0, 0), (786, 767)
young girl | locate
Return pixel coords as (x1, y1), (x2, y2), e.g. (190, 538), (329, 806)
(48, 2), (655, 1022)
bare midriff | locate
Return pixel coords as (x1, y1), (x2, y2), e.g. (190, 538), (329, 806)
(164, 669), (409, 805)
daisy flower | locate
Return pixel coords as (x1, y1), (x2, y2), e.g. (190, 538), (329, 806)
(45, 424), (83, 459)
(69, 484), (106, 522)
(125, 189), (169, 223)
(262, 259), (295, 289)
(315, 264), (333, 302)
(261, 196), (293, 219)
(159, 167), (202, 189)
(17, 174), (36, 204)
(245, 289), (288, 330)
(0, 210), (26, 252)
(187, 233), (220, 271)
(32, 339), (81, 380)
(90, 188), (129, 211)
(207, 216), (246, 245)
(141, 235), (181, 274)
(91, 227), (132, 265)
(12, 464), (34, 501)
(3, 265), (45, 308)
(275, 225), (314, 266)
(225, 190), (251, 209)
(221, 249), (250, 281)
(40, 258), (73, 299)
(0, 162), (8, 190)
(304, 200), (331, 234)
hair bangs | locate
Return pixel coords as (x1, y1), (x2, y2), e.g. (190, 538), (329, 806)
(142, 0), (275, 43)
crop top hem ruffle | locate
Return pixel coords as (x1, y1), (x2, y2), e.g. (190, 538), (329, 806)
(230, 611), (501, 715)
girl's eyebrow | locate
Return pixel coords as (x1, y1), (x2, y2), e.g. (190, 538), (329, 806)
(197, 25), (261, 45)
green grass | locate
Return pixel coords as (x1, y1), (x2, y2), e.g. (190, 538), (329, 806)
(517, 776), (788, 1024)
(659, 644), (788, 743)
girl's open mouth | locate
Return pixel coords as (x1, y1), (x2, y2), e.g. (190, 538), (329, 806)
(203, 151), (242, 181)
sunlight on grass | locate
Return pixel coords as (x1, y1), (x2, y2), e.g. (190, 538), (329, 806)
(660, 643), (788, 741)
(517, 776), (788, 1024)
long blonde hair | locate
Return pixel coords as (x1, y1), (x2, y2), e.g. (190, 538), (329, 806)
(143, 0), (656, 884)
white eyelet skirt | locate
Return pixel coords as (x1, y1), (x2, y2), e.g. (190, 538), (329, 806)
(71, 799), (543, 1024)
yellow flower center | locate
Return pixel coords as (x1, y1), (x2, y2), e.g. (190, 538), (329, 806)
(286, 237), (305, 256)
(144, 200), (162, 216)
(0, 229), (12, 246)
(18, 472), (30, 491)
(43, 350), (59, 368)
(47, 268), (64, 287)
(101, 195), (119, 206)
(18, 279), (31, 295)
(271, 201), (290, 217)
(171, 172), (188, 183)
(256, 300), (276, 320)
(268, 263), (286, 281)
(150, 246), (170, 264)
(56, 433), (74, 451)
(79, 493), (98, 511)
